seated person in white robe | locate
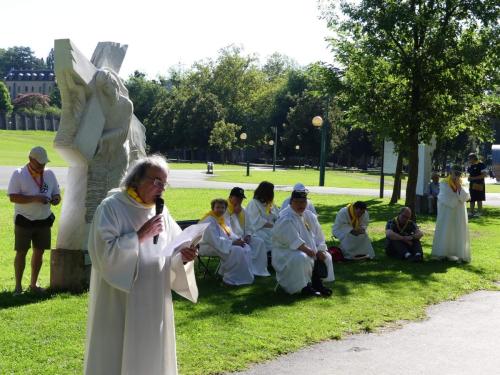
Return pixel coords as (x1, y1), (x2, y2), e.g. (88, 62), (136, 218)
(224, 187), (270, 277)
(432, 166), (471, 262)
(199, 198), (254, 285)
(246, 181), (279, 253)
(85, 155), (198, 375)
(272, 190), (334, 296)
(386, 207), (424, 262)
(332, 201), (375, 259)
(280, 182), (317, 215)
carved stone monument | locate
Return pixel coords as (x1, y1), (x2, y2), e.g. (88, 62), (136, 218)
(51, 39), (146, 291)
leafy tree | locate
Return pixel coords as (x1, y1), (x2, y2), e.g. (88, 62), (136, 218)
(0, 81), (13, 112)
(0, 46), (45, 77)
(208, 120), (242, 162)
(125, 71), (168, 122)
(46, 48), (55, 70)
(326, 0), (499, 212)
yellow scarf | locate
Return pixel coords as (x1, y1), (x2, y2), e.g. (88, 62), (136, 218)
(227, 201), (245, 228)
(446, 176), (459, 193)
(126, 187), (155, 208)
(347, 204), (361, 230)
(265, 201), (274, 215)
(200, 211), (231, 236)
(394, 216), (410, 234)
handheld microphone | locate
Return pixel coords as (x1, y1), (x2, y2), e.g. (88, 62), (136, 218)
(153, 197), (164, 244)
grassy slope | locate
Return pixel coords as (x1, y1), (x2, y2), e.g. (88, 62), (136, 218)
(0, 188), (499, 374)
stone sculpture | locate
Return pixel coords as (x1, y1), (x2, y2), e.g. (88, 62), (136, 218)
(51, 39), (146, 289)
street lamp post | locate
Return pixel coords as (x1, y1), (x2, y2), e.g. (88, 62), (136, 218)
(268, 139), (275, 171)
(295, 144), (301, 169)
(312, 115), (326, 186)
(240, 132), (249, 176)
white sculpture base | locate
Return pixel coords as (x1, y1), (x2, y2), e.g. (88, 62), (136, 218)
(50, 249), (90, 292)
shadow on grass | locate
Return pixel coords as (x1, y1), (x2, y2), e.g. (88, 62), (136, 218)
(0, 289), (79, 310)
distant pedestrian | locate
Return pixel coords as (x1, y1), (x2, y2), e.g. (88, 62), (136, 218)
(467, 153), (487, 217)
(427, 173), (440, 214)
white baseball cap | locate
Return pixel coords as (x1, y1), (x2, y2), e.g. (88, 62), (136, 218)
(29, 146), (50, 164)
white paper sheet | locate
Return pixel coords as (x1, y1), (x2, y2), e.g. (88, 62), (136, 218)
(158, 223), (210, 257)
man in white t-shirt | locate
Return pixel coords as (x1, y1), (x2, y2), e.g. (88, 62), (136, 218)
(8, 146), (61, 295)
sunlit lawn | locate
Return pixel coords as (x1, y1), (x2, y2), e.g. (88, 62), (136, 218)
(1, 188), (499, 374)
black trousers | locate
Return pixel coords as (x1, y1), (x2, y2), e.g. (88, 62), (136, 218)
(385, 239), (422, 260)
(311, 259), (328, 288)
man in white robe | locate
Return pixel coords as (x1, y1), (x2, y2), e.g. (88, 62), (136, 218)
(85, 155), (198, 375)
(224, 187), (270, 277)
(272, 190), (334, 296)
(432, 167), (471, 262)
(332, 201), (375, 259)
(280, 182), (317, 215)
(199, 198), (254, 285)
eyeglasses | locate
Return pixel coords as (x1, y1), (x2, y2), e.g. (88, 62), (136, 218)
(145, 176), (168, 189)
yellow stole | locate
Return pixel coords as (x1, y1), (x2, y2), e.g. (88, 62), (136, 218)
(200, 211), (231, 236)
(394, 216), (410, 234)
(265, 201), (274, 215)
(227, 202), (245, 228)
(347, 204), (361, 230)
(126, 187), (155, 208)
(446, 176), (459, 193)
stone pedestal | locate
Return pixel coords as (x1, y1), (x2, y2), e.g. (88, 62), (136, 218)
(50, 249), (90, 292)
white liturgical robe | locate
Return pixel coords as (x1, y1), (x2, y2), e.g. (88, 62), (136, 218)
(246, 199), (279, 252)
(272, 207), (334, 294)
(432, 182), (471, 262)
(224, 208), (270, 276)
(332, 207), (375, 259)
(199, 215), (254, 285)
(84, 191), (198, 375)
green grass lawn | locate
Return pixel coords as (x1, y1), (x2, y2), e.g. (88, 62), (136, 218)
(1, 188), (499, 374)
(0, 130), (67, 167)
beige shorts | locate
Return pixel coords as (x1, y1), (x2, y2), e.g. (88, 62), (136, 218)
(14, 225), (51, 252)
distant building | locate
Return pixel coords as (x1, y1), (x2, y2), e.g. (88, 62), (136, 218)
(3, 69), (56, 99)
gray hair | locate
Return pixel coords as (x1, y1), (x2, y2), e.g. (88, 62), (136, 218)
(120, 154), (169, 189)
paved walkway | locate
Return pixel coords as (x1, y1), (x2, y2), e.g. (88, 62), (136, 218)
(234, 290), (500, 375)
(1, 166), (500, 206)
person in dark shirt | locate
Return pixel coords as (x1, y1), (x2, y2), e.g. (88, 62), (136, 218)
(385, 207), (424, 261)
(467, 153), (487, 217)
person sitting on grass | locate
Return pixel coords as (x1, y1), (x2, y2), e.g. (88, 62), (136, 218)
(272, 190), (334, 297)
(199, 198), (254, 285)
(385, 207), (424, 262)
(224, 187), (270, 277)
(332, 201), (375, 260)
(246, 181), (279, 253)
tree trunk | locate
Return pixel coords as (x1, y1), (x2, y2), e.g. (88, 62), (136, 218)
(390, 153), (404, 204)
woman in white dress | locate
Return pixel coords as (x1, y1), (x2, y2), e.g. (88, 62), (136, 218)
(431, 166), (471, 262)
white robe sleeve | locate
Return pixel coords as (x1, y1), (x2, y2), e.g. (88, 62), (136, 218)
(200, 216), (234, 255)
(88, 201), (140, 293)
(332, 208), (352, 241)
(247, 200), (270, 231)
(457, 186), (470, 203)
(307, 212), (327, 252)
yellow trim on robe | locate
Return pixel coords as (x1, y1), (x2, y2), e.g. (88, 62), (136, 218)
(347, 203), (361, 230)
(227, 201), (245, 228)
(126, 187), (155, 208)
(200, 211), (232, 236)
